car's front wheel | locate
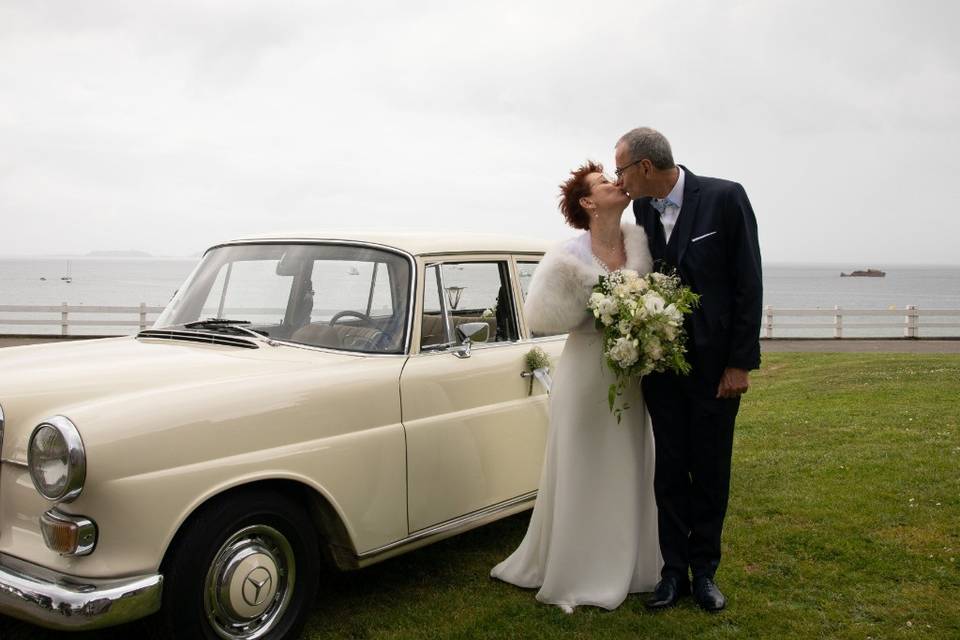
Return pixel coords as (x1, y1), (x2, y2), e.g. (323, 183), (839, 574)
(158, 488), (321, 639)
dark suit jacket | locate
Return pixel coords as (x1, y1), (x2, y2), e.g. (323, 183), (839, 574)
(633, 166), (762, 379)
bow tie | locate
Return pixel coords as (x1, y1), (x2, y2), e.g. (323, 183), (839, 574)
(650, 198), (678, 215)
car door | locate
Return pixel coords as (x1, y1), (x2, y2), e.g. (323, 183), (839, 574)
(401, 255), (554, 532)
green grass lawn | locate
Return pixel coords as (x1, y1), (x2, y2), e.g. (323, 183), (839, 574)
(3, 354), (959, 639)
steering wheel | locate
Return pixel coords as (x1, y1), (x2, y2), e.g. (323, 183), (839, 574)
(328, 310), (389, 351)
(329, 310), (374, 327)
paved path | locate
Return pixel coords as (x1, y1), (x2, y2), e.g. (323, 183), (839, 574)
(761, 339), (960, 353)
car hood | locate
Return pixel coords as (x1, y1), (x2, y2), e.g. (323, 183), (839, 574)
(0, 335), (364, 459)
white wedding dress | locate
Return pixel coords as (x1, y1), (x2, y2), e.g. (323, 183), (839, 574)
(490, 224), (663, 612)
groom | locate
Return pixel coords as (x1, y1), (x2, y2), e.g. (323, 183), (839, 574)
(614, 127), (762, 612)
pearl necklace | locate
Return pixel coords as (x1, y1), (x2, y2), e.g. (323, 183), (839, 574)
(591, 232), (624, 273)
(592, 253), (612, 273)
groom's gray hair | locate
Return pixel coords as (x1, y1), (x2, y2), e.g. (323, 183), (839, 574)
(618, 127), (675, 170)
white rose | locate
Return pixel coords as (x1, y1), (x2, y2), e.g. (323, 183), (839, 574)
(598, 298), (617, 317)
(664, 303), (683, 323)
(608, 337), (639, 367)
(643, 292), (665, 315)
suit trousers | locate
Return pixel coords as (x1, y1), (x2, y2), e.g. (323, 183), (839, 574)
(642, 368), (739, 581)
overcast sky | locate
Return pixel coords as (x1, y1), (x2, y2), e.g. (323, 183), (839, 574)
(2, 0), (958, 264)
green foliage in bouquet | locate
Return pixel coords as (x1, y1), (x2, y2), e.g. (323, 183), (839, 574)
(587, 268), (699, 422)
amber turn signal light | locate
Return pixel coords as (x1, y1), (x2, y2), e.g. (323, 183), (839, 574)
(40, 509), (97, 556)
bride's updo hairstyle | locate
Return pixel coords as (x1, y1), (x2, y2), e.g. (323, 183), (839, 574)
(558, 160), (603, 230)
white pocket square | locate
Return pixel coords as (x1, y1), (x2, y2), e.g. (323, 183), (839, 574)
(691, 231), (717, 243)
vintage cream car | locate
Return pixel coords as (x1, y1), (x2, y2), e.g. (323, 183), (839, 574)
(0, 232), (566, 639)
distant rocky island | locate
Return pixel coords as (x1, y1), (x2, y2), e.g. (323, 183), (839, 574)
(86, 250), (153, 258)
(840, 268), (886, 277)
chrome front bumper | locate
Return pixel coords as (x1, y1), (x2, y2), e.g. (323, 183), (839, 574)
(0, 553), (162, 630)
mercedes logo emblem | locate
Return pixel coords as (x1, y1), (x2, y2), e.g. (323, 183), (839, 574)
(242, 567), (274, 607)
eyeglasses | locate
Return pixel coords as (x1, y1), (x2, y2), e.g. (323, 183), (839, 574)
(614, 159), (645, 178)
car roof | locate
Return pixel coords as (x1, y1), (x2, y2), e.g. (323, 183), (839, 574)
(226, 230), (554, 257)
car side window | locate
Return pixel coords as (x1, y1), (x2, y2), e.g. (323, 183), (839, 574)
(517, 260), (565, 338)
(420, 261), (518, 350)
(517, 261), (538, 301)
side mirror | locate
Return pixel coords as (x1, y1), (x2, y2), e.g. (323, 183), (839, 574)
(457, 322), (489, 344)
(452, 322), (490, 359)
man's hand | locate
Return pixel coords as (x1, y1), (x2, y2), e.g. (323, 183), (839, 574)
(716, 367), (750, 399)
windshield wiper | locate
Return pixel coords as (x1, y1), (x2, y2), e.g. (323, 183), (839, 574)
(184, 318), (252, 328)
(183, 318), (278, 347)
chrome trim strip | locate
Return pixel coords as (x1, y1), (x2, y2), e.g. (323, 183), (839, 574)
(414, 339), (525, 357)
(418, 250), (547, 257)
(356, 490), (536, 567)
(0, 553), (162, 631)
(0, 458), (28, 468)
(0, 402), (5, 451)
(263, 340), (410, 359)
(28, 416), (86, 503)
(524, 335), (569, 344)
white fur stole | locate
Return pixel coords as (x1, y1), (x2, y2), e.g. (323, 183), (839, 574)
(524, 223), (653, 335)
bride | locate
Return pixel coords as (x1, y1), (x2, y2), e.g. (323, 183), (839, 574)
(490, 161), (662, 612)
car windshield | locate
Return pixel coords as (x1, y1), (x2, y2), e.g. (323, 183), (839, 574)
(155, 243), (412, 353)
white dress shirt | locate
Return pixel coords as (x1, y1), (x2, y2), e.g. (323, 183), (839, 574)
(655, 167), (685, 243)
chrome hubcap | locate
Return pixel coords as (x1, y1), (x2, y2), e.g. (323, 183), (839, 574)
(204, 525), (296, 639)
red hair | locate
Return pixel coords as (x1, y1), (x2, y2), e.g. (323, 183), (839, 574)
(558, 160), (603, 230)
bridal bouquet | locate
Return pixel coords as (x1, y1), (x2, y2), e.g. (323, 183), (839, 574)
(587, 269), (699, 421)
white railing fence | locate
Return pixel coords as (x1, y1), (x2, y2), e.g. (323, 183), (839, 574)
(0, 304), (353, 336)
(0, 304), (166, 335)
(763, 306), (960, 338)
(1, 304), (959, 338)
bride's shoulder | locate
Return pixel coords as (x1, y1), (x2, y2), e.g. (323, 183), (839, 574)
(540, 232), (590, 267)
(524, 232), (596, 333)
(532, 233), (595, 290)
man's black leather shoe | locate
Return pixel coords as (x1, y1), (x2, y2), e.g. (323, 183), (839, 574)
(692, 576), (726, 612)
(645, 575), (690, 610)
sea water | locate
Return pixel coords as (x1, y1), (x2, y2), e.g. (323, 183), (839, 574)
(1, 257), (958, 337)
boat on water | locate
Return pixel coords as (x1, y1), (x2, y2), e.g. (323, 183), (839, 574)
(840, 268), (885, 277)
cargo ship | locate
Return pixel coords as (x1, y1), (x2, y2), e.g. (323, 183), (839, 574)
(840, 268), (886, 277)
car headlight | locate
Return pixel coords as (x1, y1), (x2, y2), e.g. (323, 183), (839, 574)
(28, 416), (86, 502)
